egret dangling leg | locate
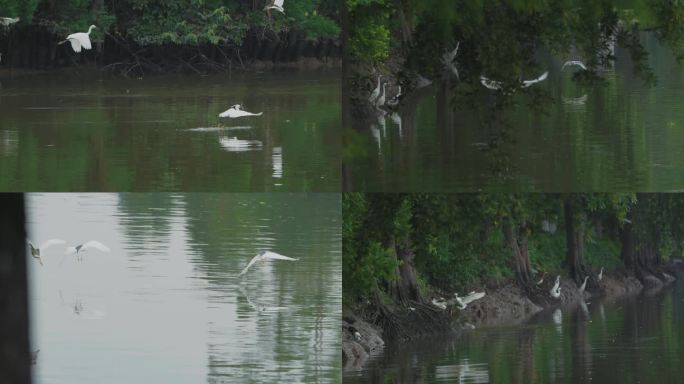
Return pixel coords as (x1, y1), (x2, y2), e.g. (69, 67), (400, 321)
(550, 275), (561, 299)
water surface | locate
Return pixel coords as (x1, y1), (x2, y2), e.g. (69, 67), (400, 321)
(346, 33), (684, 191)
(344, 279), (684, 383)
(0, 71), (340, 191)
(27, 193), (341, 383)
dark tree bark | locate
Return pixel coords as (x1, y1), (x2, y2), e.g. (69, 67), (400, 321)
(386, 237), (422, 306)
(620, 210), (635, 270)
(0, 194), (31, 384)
(503, 218), (532, 285)
(564, 198), (584, 281)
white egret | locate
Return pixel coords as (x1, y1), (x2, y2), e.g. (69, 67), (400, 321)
(454, 291), (486, 309)
(239, 250), (298, 276)
(431, 297), (447, 310)
(264, 0), (285, 14)
(368, 75), (382, 104)
(375, 83), (388, 108)
(65, 240), (110, 261)
(522, 71), (548, 87)
(0, 17), (19, 27)
(386, 86), (402, 107)
(59, 25), (97, 53)
(354, 331), (362, 341)
(481, 71), (548, 91)
(219, 104), (263, 118)
(550, 275), (561, 299)
(561, 60), (587, 71)
(27, 239), (66, 266)
(597, 267), (604, 282)
(442, 42), (460, 79)
(219, 136), (263, 152)
(578, 275), (589, 294)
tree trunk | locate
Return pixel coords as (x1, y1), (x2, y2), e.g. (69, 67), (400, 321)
(564, 199), (584, 281)
(620, 211), (635, 271)
(0, 194), (31, 384)
(386, 237), (422, 306)
(503, 219), (532, 284)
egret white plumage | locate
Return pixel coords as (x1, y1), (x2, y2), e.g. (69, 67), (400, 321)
(442, 42), (460, 79)
(522, 71), (548, 87)
(454, 291), (486, 309)
(354, 331), (362, 341)
(368, 75), (382, 104)
(375, 83), (388, 108)
(431, 297), (447, 310)
(561, 60), (587, 71)
(59, 25), (97, 53)
(481, 71), (548, 91)
(0, 17), (19, 27)
(219, 104), (263, 118)
(27, 239), (66, 266)
(578, 275), (589, 293)
(65, 240), (110, 261)
(550, 275), (561, 298)
(597, 267), (604, 281)
(239, 250), (298, 276)
(264, 0), (285, 13)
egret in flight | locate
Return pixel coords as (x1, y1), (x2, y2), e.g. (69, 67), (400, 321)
(481, 71), (548, 91)
(550, 275), (561, 299)
(65, 240), (110, 261)
(219, 104), (263, 118)
(27, 239), (66, 266)
(561, 60), (587, 71)
(239, 251), (298, 276)
(0, 17), (19, 27)
(264, 0), (285, 14)
(454, 291), (486, 309)
(59, 25), (97, 53)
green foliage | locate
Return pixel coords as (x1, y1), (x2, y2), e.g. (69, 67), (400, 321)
(0, 0), (40, 22)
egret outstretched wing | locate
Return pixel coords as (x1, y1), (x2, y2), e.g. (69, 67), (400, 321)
(239, 254), (262, 276)
(261, 251), (298, 261)
(40, 239), (66, 251)
(68, 38), (82, 53)
(522, 71), (548, 87)
(81, 241), (111, 252)
(561, 60), (587, 71)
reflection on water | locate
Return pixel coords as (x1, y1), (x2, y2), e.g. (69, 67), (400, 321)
(27, 193), (341, 383)
(344, 280), (684, 384)
(347, 33), (684, 191)
(0, 71), (340, 191)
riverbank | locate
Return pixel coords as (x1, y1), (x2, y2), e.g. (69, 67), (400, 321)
(342, 261), (684, 370)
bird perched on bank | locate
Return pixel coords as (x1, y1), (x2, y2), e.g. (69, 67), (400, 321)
(0, 17), (19, 27)
(368, 75), (383, 105)
(219, 104), (263, 118)
(578, 275), (589, 294)
(264, 0), (285, 14)
(597, 267), (604, 282)
(374, 82), (388, 109)
(64, 240), (111, 261)
(59, 25), (97, 53)
(238, 250), (298, 276)
(431, 297), (447, 310)
(550, 275), (561, 299)
(27, 239), (66, 266)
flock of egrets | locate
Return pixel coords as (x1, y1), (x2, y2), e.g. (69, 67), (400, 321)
(27, 237), (297, 280)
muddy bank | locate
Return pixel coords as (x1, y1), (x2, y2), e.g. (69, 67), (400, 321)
(342, 262), (683, 370)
